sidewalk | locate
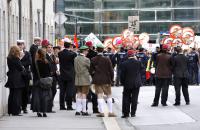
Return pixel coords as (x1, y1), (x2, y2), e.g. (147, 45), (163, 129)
(1, 86), (200, 130)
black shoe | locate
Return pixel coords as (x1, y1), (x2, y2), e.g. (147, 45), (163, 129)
(186, 102), (190, 105)
(82, 112), (91, 116)
(151, 103), (158, 107)
(121, 115), (129, 118)
(37, 113), (42, 117)
(162, 103), (168, 106)
(12, 114), (23, 116)
(131, 114), (136, 117)
(173, 103), (180, 106)
(43, 113), (47, 117)
(23, 109), (28, 114)
(93, 110), (100, 114)
(60, 107), (67, 110)
(47, 111), (56, 113)
(67, 107), (75, 111)
(75, 112), (81, 116)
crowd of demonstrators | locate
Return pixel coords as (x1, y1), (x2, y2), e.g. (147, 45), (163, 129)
(5, 36), (200, 119)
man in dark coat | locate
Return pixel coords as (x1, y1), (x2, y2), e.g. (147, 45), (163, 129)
(151, 44), (172, 107)
(187, 48), (199, 85)
(172, 46), (190, 106)
(29, 37), (41, 81)
(136, 47), (148, 85)
(120, 50), (143, 118)
(46, 44), (58, 112)
(112, 47), (127, 86)
(17, 40), (32, 114)
(58, 41), (77, 110)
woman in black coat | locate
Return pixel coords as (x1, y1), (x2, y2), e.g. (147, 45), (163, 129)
(31, 49), (52, 117)
(6, 46), (25, 116)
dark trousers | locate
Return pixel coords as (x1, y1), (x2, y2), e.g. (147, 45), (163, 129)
(22, 80), (30, 110)
(122, 87), (140, 116)
(59, 80), (75, 108)
(8, 88), (23, 115)
(188, 64), (199, 84)
(47, 76), (57, 112)
(153, 78), (170, 105)
(86, 89), (98, 112)
(174, 77), (190, 104)
(115, 67), (121, 86)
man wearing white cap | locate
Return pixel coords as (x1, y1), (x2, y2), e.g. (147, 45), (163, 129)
(17, 40), (32, 114)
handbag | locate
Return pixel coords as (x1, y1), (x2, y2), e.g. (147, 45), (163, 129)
(35, 60), (53, 89)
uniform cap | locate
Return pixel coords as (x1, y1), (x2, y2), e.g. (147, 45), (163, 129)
(79, 45), (89, 50)
(127, 50), (136, 56)
(17, 40), (25, 43)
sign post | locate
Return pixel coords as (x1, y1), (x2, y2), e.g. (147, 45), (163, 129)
(55, 12), (67, 39)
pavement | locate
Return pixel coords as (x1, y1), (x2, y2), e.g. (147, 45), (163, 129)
(1, 85), (200, 130)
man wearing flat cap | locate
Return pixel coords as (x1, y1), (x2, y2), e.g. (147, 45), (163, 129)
(120, 49), (143, 118)
(74, 46), (91, 116)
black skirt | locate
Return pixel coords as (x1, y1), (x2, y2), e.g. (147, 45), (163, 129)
(31, 86), (51, 113)
(8, 88), (23, 115)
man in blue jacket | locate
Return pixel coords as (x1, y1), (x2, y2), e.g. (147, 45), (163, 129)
(120, 49), (144, 118)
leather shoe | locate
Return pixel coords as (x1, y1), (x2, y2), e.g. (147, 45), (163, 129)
(67, 107), (75, 111)
(151, 103), (158, 107)
(121, 115), (129, 118)
(186, 102), (190, 105)
(82, 112), (91, 116)
(162, 103), (168, 106)
(75, 112), (81, 116)
(173, 103), (180, 106)
(96, 113), (105, 117)
(93, 110), (100, 114)
(131, 114), (136, 117)
(60, 107), (67, 110)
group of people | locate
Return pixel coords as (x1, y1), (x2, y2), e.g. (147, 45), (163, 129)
(5, 36), (197, 118)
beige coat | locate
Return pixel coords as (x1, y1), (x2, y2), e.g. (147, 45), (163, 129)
(74, 54), (91, 86)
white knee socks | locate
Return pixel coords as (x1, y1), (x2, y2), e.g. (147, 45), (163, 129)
(98, 99), (104, 113)
(76, 98), (82, 112)
(107, 98), (113, 113)
(82, 99), (87, 112)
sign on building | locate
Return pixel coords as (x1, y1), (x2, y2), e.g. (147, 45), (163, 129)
(128, 16), (139, 32)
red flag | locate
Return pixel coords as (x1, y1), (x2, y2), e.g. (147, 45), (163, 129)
(74, 34), (79, 48)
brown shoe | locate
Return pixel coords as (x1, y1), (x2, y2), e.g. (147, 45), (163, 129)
(108, 112), (117, 117)
(96, 113), (104, 117)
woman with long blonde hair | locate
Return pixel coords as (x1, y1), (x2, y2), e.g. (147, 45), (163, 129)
(5, 46), (25, 116)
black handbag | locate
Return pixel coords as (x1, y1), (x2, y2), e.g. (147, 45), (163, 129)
(35, 61), (53, 89)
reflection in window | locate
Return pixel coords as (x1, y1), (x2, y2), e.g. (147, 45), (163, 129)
(140, 0), (170, 8)
(174, 9), (199, 20)
(157, 11), (171, 20)
(103, 0), (135, 9)
(174, 0), (200, 7)
(140, 11), (155, 21)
